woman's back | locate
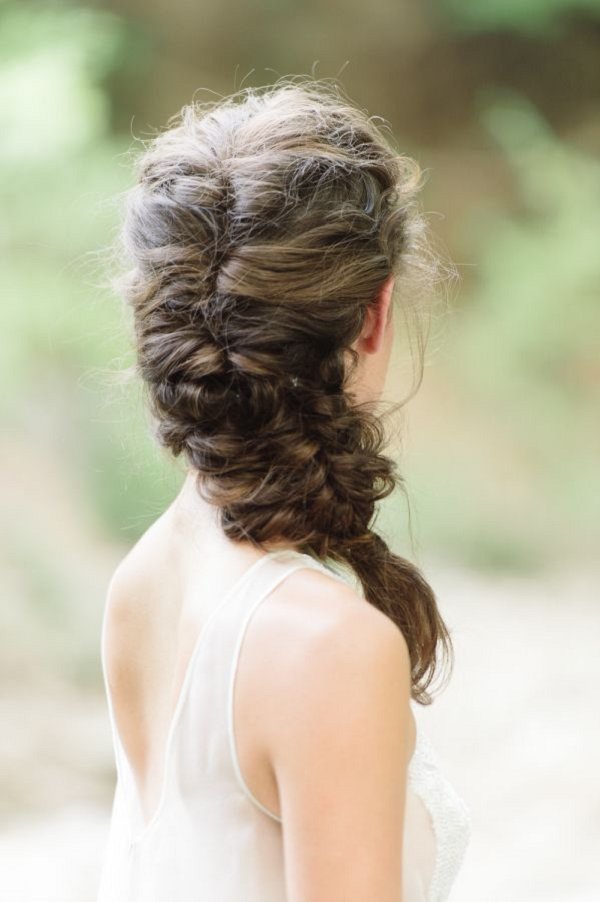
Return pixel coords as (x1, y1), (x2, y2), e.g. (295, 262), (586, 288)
(97, 513), (470, 902)
(99, 76), (472, 900)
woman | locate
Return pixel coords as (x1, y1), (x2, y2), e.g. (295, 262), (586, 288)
(97, 77), (471, 902)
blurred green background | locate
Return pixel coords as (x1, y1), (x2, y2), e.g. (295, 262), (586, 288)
(1, 0), (599, 899)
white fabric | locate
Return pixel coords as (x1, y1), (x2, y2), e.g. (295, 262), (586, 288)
(97, 548), (470, 901)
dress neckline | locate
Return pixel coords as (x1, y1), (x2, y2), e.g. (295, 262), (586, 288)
(102, 547), (285, 847)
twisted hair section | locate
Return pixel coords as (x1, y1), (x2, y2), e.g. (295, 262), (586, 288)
(111, 76), (453, 704)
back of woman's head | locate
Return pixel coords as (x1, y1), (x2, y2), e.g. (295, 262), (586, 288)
(112, 75), (452, 704)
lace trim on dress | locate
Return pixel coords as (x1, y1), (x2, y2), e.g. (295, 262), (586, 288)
(407, 724), (471, 902)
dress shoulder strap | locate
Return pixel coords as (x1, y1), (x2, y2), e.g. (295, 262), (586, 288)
(221, 548), (352, 822)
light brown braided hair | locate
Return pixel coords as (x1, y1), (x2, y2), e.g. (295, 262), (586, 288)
(110, 76), (453, 704)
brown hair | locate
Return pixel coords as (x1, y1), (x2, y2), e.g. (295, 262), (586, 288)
(110, 75), (453, 704)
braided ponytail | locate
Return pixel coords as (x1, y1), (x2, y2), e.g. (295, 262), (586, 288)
(111, 76), (453, 704)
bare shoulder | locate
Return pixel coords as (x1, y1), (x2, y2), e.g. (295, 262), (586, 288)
(101, 552), (144, 703)
(255, 564), (414, 900)
(103, 511), (170, 626)
(266, 563), (410, 680)
(101, 518), (168, 681)
(102, 546), (147, 647)
(315, 569), (410, 670)
(255, 562), (412, 754)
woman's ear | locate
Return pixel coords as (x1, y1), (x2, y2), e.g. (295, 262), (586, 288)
(355, 274), (395, 355)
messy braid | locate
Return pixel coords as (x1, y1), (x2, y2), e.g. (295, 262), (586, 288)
(111, 75), (453, 704)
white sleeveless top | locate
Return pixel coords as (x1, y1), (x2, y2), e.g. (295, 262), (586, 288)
(97, 548), (470, 902)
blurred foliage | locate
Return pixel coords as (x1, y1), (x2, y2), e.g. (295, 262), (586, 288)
(393, 93), (600, 571)
(459, 94), (599, 444)
(451, 93), (599, 560)
(436, 0), (600, 34)
(0, 0), (174, 533)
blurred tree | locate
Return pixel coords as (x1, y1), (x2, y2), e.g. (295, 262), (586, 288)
(427, 92), (600, 566)
(0, 0), (174, 545)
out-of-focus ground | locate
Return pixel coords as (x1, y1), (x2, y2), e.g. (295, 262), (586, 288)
(1, 545), (598, 901)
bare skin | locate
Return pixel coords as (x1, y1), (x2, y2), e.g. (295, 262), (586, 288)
(103, 273), (416, 900)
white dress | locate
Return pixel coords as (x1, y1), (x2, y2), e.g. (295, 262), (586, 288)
(97, 548), (471, 901)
